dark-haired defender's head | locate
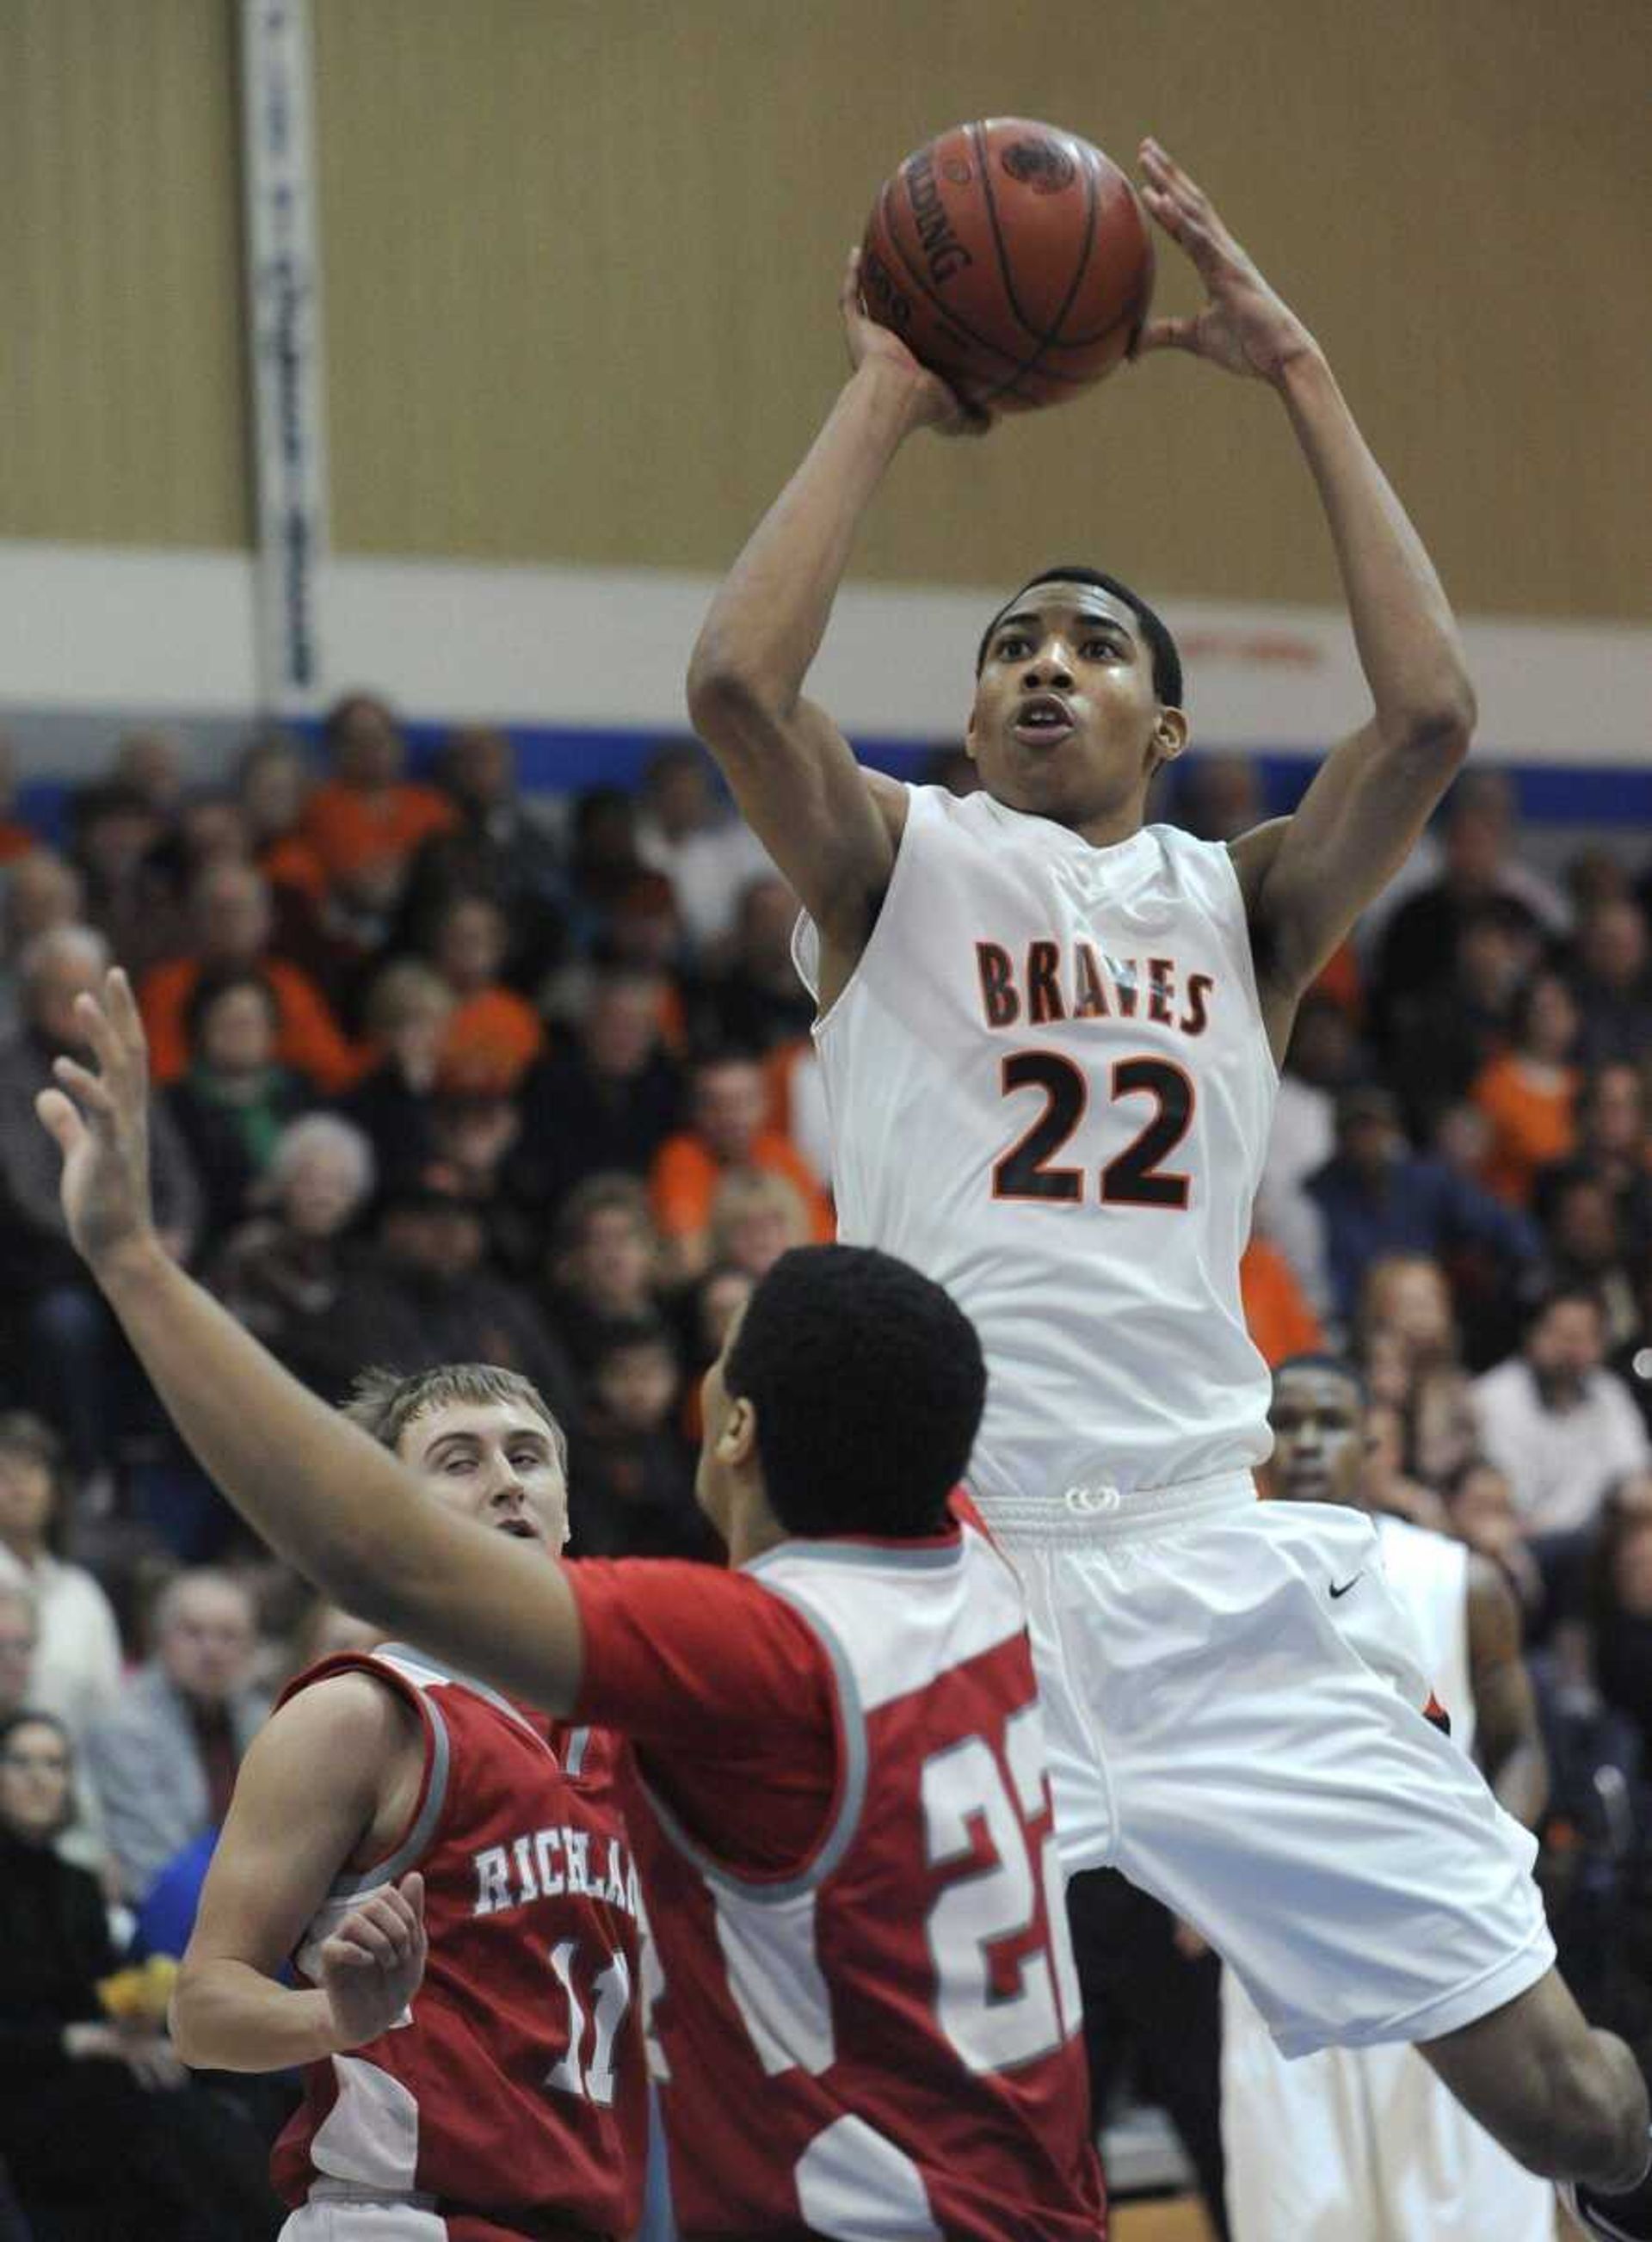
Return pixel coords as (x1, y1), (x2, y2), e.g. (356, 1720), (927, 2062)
(344, 1364), (571, 1557)
(967, 567), (1187, 839)
(696, 1245), (986, 1549)
(1266, 1354), (1369, 1512)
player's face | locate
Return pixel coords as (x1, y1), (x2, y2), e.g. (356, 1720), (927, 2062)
(403, 1400), (570, 1555)
(1267, 1370), (1366, 1509)
(967, 585), (1183, 831)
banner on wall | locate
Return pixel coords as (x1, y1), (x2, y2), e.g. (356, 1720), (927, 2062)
(237, 0), (330, 715)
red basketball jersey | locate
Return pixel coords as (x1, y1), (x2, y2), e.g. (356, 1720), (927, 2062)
(270, 1646), (646, 2242)
(583, 1527), (1106, 2239)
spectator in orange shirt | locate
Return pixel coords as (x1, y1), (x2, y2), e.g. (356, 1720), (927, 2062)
(426, 892), (546, 1091)
(139, 862), (361, 1094)
(650, 1049), (831, 1281)
(1470, 967), (1581, 1206)
(298, 692), (456, 890)
(1240, 1229), (1325, 1367)
(237, 733), (328, 907)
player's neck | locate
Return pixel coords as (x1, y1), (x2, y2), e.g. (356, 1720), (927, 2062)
(989, 785), (1148, 851)
(1069, 804), (1148, 848)
(725, 1501), (788, 1570)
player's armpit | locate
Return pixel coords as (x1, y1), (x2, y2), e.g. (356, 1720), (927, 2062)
(687, 675), (904, 961)
(1235, 714), (1468, 1035)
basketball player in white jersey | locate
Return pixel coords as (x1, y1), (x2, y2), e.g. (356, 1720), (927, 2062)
(1221, 1354), (1556, 2241)
(684, 135), (1652, 2233)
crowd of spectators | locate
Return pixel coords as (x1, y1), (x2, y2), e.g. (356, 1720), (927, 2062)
(0, 699), (1649, 2228)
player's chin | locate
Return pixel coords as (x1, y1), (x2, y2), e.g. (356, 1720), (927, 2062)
(1281, 1475), (1330, 1505)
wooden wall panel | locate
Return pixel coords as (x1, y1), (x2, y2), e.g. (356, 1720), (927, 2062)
(312, 0), (1651, 619)
(4, 0), (1645, 618)
(0, 0), (250, 546)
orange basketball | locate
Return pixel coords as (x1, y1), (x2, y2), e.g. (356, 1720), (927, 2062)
(859, 119), (1154, 414)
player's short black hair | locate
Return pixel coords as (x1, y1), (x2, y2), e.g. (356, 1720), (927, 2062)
(1271, 1354), (1368, 1412)
(976, 566), (1184, 709)
(724, 1245), (985, 1539)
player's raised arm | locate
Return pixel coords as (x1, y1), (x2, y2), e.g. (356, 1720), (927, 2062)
(687, 257), (982, 981)
(1135, 139), (1476, 1029)
(33, 970), (585, 1712)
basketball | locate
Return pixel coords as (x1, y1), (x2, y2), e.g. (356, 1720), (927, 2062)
(859, 118), (1154, 415)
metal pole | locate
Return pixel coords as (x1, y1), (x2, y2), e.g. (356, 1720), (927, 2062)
(237, 0), (330, 717)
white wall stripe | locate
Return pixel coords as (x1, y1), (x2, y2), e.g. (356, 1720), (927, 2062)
(0, 541), (1646, 766)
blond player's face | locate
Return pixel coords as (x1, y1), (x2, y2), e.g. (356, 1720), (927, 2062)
(967, 585), (1170, 826)
(402, 1400), (570, 1555)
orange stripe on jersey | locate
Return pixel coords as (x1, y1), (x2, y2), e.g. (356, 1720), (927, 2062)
(1422, 1691), (1453, 1739)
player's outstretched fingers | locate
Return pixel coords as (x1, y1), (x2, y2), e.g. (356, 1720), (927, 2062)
(51, 1054), (116, 1118)
(69, 989), (124, 1083)
(35, 1087), (90, 1159)
(1140, 137), (1210, 213)
(102, 966), (151, 1077)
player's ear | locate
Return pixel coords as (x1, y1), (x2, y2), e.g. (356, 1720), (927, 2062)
(1151, 706), (1189, 766)
(964, 705), (978, 761)
(716, 1395), (759, 1471)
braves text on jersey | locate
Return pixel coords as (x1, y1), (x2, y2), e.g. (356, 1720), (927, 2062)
(796, 785), (1279, 1511)
(271, 1647), (646, 2240)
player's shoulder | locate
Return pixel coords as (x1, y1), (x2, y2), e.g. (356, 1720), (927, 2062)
(274, 1657), (424, 1752)
(1377, 1509), (1467, 1579)
(570, 1552), (823, 1656)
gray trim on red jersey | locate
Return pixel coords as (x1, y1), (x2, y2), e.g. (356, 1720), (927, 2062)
(326, 1662), (453, 1898)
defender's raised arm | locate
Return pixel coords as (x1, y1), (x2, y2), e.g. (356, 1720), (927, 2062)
(33, 970), (587, 1713)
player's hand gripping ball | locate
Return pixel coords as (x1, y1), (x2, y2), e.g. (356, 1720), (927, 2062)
(860, 118), (1154, 415)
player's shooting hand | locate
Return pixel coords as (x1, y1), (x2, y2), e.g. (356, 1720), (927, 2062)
(33, 968), (160, 1279)
(317, 1872), (428, 2051)
(1134, 139), (1320, 385)
(839, 249), (993, 439)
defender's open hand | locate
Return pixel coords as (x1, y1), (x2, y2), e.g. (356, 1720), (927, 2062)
(1135, 139), (1320, 385)
(34, 967), (159, 1277)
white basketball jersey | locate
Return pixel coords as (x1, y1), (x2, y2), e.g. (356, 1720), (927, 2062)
(1376, 1514), (1475, 1751)
(796, 784), (1277, 1510)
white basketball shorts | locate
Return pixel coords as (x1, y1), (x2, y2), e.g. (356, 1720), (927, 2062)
(280, 2186), (449, 2241)
(991, 1475), (1556, 2058)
